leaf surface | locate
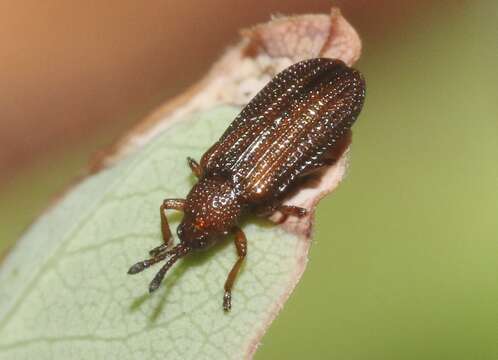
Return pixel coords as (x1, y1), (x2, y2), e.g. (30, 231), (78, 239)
(0, 107), (305, 360)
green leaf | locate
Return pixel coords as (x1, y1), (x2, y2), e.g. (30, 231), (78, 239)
(0, 106), (305, 359)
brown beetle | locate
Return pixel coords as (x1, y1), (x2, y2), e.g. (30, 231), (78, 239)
(128, 58), (366, 311)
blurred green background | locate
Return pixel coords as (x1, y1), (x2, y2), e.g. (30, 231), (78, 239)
(0, 1), (496, 359)
(261, 2), (498, 359)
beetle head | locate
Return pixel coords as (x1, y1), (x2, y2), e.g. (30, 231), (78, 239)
(178, 177), (241, 251)
(176, 218), (223, 250)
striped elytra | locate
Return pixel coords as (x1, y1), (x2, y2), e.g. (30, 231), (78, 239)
(128, 58), (366, 311)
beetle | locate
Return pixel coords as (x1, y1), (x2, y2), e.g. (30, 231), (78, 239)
(128, 57), (366, 311)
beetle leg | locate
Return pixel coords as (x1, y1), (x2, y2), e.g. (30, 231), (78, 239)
(278, 205), (307, 217)
(149, 199), (185, 256)
(257, 204), (307, 223)
(223, 227), (247, 311)
(187, 157), (202, 178)
(269, 205), (307, 224)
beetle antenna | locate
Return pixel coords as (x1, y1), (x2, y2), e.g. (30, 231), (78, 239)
(148, 244), (191, 292)
(128, 252), (168, 275)
(127, 243), (187, 275)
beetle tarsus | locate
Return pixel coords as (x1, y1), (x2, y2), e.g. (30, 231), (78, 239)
(223, 291), (232, 311)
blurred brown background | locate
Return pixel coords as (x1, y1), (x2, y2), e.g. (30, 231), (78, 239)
(0, 0), (443, 185)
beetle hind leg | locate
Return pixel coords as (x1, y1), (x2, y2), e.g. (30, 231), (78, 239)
(278, 205), (307, 217)
(257, 204), (308, 223)
(276, 205), (307, 223)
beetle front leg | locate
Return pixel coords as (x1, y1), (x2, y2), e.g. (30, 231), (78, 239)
(223, 227), (247, 311)
(187, 157), (203, 178)
(149, 199), (185, 256)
